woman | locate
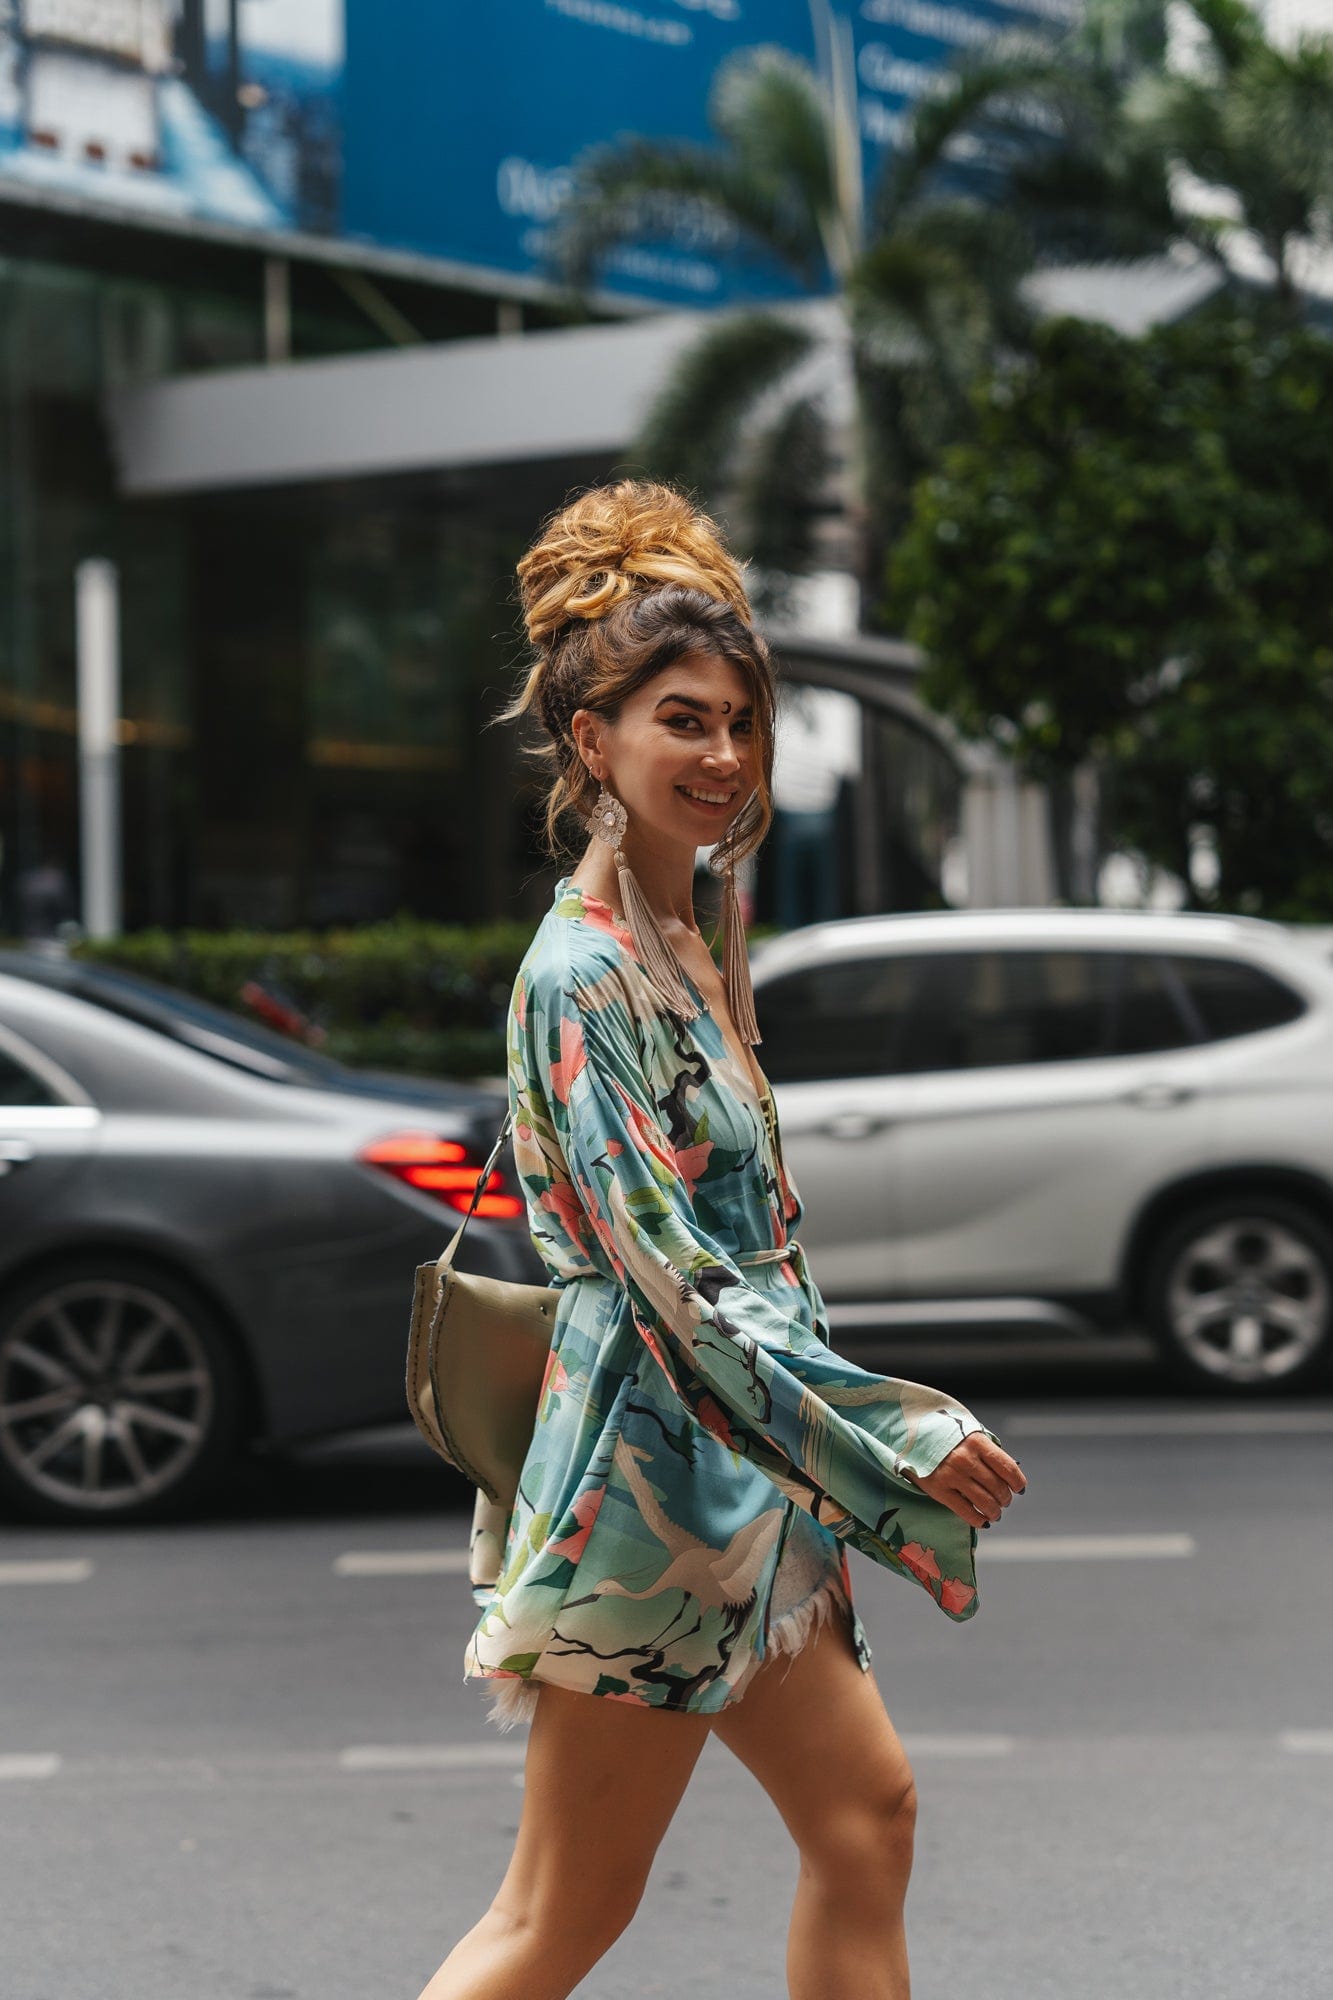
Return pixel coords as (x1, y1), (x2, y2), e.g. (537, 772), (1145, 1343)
(419, 481), (1026, 2000)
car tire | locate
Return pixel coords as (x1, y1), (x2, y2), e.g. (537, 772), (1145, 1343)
(1142, 1196), (1333, 1394)
(0, 1258), (245, 1525)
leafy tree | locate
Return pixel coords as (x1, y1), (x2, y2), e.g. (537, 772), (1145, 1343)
(926, 0), (1333, 319)
(550, 20), (1039, 617)
(886, 308), (1333, 918)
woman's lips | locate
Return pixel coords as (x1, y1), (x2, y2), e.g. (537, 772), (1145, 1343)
(676, 786), (737, 816)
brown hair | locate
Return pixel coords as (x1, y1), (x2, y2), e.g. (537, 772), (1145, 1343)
(496, 480), (777, 863)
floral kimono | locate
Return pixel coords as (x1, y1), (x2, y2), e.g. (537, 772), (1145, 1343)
(464, 875), (1000, 1730)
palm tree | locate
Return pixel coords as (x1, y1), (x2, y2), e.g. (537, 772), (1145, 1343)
(919, 0), (1333, 321)
(1124, 0), (1333, 319)
(549, 6), (1040, 622)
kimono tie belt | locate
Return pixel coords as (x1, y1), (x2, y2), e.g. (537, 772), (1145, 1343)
(734, 1238), (806, 1274)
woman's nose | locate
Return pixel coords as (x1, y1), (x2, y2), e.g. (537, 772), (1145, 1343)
(703, 735), (742, 773)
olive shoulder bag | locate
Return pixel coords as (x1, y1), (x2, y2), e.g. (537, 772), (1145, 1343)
(405, 1107), (561, 1588)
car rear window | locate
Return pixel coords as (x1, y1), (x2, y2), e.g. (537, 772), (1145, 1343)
(0, 1044), (61, 1107)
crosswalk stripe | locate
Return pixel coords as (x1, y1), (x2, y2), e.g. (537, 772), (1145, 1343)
(333, 1550), (471, 1576)
(1278, 1731), (1333, 1755)
(1001, 1411), (1333, 1436)
(902, 1734), (1015, 1757)
(983, 1533), (1195, 1560)
(0, 1560), (94, 1584)
(339, 1744), (525, 1771)
(0, 1754), (61, 1779)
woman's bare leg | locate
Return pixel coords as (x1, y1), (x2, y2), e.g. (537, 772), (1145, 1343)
(710, 1603), (918, 2000)
(415, 1682), (713, 2000)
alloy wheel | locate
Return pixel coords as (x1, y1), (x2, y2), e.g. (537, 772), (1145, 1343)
(0, 1278), (217, 1514)
(1160, 1214), (1330, 1387)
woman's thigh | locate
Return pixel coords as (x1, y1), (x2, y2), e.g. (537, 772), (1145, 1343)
(492, 1683), (714, 1930)
(708, 1602), (917, 1861)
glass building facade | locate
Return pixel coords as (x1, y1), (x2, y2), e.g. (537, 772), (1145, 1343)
(0, 213), (962, 939)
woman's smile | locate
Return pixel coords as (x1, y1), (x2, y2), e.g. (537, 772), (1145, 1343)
(675, 783), (739, 817)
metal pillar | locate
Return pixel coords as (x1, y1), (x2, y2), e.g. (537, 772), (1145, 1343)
(75, 559), (122, 939)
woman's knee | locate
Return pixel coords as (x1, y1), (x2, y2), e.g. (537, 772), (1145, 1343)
(798, 1770), (918, 1895)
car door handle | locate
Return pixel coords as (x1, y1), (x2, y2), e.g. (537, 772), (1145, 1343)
(0, 1139), (35, 1176)
(816, 1112), (893, 1141)
(1122, 1081), (1196, 1108)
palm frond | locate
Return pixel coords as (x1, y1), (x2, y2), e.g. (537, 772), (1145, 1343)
(1182, 0), (1267, 78)
(732, 396), (834, 614)
(630, 312), (817, 502)
(873, 41), (1103, 232)
(710, 41), (864, 280)
(548, 138), (827, 297)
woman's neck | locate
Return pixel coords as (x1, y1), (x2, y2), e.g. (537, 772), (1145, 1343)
(568, 839), (701, 937)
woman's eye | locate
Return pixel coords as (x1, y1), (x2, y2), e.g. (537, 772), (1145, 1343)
(665, 715), (752, 734)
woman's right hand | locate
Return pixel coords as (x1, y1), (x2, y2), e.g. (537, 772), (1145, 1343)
(899, 1433), (1027, 1529)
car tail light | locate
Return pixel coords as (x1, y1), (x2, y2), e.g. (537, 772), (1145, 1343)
(358, 1130), (525, 1219)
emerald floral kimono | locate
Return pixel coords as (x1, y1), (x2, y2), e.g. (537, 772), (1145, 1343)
(464, 876), (1000, 1730)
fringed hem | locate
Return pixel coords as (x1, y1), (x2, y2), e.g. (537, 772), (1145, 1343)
(475, 1673), (542, 1733)
(469, 1573), (856, 1732)
(764, 1570), (850, 1667)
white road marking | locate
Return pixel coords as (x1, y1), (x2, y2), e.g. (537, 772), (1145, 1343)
(1278, 1731), (1333, 1755)
(1001, 1410), (1333, 1436)
(339, 1744), (525, 1772)
(333, 1550), (471, 1576)
(0, 1559), (93, 1584)
(983, 1533), (1196, 1560)
(902, 1734), (1015, 1757)
(0, 1753), (61, 1779)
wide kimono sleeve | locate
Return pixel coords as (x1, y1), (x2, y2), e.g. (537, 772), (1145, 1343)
(529, 943), (1000, 1623)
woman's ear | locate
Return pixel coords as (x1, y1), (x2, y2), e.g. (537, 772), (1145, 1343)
(569, 707), (604, 780)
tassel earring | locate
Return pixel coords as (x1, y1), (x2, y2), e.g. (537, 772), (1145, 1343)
(707, 793), (764, 1048)
(589, 783), (702, 1023)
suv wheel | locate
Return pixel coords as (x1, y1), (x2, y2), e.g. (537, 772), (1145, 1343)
(1143, 1197), (1333, 1392)
(0, 1260), (243, 1524)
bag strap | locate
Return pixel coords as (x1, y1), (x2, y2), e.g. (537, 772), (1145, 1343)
(437, 1106), (514, 1273)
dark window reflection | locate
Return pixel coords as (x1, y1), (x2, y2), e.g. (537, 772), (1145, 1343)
(1105, 953), (1194, 1056)
(1165, 955), (1306, 1043)
(758, 954), (928, 1081)
(0, 1045), (59, 1107)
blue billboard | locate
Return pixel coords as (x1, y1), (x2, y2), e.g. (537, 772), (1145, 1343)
(0, 0), (1076, 303)
(0, 1), (342, 236)
(343, 0), (1074, 303)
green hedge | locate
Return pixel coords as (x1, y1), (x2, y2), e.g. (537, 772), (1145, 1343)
(55, 912), (779, 1081)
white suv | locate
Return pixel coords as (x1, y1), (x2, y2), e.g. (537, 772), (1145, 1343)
(751, 910), (1333, 1393)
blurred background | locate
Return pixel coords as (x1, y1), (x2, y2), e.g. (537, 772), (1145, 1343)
(2, 4), (1332, 1996)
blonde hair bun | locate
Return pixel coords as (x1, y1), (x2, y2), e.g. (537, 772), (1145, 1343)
(517, 479), (752, 647)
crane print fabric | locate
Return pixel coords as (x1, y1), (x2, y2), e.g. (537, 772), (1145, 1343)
(464, 876), (999, 1730)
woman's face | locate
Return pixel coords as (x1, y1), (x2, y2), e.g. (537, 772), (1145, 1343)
(572, 651), (758, 859)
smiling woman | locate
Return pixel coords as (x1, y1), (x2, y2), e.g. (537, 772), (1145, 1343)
(418, 480), (1024, 2000)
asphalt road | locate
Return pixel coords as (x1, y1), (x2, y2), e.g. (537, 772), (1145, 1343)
(3, 1333), (1331, 2000)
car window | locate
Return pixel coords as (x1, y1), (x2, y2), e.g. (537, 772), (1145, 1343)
(757, 955), (925, 1082)
(1105, 953), (1195, 1055)
(914, 951), (1119, 1071)
(1164, 954), (1306, 1043)
(0, 1044), (61, 1108)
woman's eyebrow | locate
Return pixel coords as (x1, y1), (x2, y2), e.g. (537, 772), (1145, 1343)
(653, 693), (754, 716)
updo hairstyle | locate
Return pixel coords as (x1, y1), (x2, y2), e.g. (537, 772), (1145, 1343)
(496, 480), (777, 863)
